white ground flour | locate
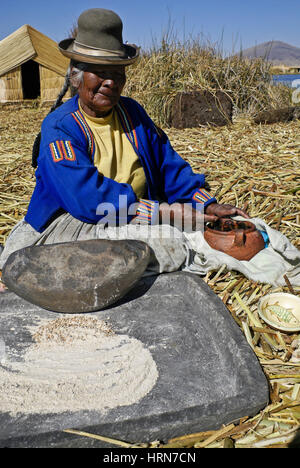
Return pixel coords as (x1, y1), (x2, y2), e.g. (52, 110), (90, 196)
(0, 316), (158, 416)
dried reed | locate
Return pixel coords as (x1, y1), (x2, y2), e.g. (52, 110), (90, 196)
(0, 100), (299, 448)
(124, 35), (291, 126)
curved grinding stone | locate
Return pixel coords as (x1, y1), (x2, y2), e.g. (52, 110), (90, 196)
(2, 239), (151, 313)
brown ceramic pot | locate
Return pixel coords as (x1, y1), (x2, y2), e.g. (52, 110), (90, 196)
(204, 218), (265, 261)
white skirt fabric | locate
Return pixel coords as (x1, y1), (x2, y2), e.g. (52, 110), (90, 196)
(1, 213), (299, 286)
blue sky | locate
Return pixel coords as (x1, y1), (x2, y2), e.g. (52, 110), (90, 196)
(1, 0), (300, 54)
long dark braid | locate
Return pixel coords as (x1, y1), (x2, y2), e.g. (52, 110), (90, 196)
(31, 66), (71, 168)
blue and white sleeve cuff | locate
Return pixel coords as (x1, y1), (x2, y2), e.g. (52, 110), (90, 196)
(134, 199), (160, 225)
(192, 188), (216, 210)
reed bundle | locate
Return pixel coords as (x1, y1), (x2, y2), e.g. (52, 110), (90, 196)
(125, 38), (291, 127)
(0, 103), (299, 448)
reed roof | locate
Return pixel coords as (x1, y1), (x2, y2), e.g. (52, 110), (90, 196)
(0, 25), (69, 78)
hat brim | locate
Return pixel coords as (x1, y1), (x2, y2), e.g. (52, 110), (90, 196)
(58, 38), (140, 65)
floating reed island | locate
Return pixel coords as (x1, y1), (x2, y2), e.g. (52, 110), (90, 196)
(0, 36), (299, 447)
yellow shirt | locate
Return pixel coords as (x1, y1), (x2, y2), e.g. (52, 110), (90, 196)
(79, 103), (146, 199)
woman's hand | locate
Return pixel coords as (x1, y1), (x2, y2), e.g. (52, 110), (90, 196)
(205, 202), (250, 219)
(159, 203), (218, 232)
(158, 201), (250, 232)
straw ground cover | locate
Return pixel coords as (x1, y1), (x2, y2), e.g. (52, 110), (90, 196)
(0, 103), (300, 448)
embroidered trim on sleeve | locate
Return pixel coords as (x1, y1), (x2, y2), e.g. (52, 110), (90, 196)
(49, 141), (76, 162)
(134, 199), (159, 225)
(49, 142), (63, 162)
(64, 141), (76, 161)
(192, 188), (214, 204)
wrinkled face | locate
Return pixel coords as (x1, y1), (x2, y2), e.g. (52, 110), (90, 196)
(77, 64), (126, 117)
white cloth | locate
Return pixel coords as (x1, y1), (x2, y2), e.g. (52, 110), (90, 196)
(183, 217), (300, 287)
(0, 214), (299, 287)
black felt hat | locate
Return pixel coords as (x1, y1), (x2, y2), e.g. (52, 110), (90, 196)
(59, 8), (139, 65)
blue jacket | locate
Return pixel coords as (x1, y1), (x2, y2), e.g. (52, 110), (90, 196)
(25, 95), (216, 232)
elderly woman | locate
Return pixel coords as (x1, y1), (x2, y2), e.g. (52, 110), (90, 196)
(0, 8), (248, 274)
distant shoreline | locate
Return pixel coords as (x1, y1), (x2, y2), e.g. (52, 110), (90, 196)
(272, 74), (300, 87)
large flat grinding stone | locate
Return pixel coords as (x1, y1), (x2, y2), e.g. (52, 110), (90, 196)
(0, 272), (269, 448)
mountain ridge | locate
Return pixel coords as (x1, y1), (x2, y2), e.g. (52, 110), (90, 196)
(239, 40), (300, 66)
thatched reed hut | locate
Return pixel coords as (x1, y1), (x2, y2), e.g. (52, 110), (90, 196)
(0, 25), (70, 103)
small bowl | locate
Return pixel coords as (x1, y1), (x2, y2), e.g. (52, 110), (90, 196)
(258, 292), (300, 333)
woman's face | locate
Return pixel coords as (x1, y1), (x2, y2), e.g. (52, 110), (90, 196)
(77, 64), (126, 117)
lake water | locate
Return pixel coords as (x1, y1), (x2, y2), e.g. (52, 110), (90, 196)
(272, 74), (300, 88)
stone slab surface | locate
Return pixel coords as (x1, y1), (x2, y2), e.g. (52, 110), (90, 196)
(0, 272), (269, 447)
